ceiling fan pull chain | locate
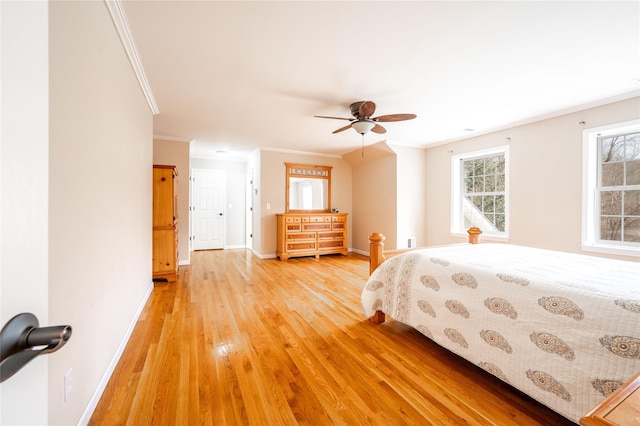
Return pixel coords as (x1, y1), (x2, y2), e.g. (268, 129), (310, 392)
(361, 134), (365, 158)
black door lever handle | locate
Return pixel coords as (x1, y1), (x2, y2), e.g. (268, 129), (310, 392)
(0, 313), (72, 382)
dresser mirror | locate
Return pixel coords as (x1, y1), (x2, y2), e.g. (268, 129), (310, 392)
(285, 163), (332, 213)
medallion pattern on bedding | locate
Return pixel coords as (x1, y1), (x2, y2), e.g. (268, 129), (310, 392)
(615, 299), (640, 313)
(591, 378), (625, 397)
(485, 297), (518, 319)
(361, 244), (640, 423)
(530, 332), (575, 360)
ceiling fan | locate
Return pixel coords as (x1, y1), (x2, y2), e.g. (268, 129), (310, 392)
(314, 101), (417, 135)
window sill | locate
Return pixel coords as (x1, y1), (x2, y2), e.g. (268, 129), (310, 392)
(581, 244), (640, 258)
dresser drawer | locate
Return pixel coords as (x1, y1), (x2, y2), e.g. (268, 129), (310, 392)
(332, 222), (345, 230)
(286, 223), (301, 232)
(285, 216), (301, 224)
(287, 242), (316, 251)
(308, 216), (330, 223)
(318, 240), (345, 249)
(302, 223), (331, 231)
(286, 232), (315, 241)
(318, 231), (344, 240)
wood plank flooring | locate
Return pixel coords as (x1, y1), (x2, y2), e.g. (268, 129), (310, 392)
(89, 249), (576, 425)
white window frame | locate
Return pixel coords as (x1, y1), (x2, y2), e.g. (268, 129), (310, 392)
(582, 119), (640, 257)
(451, 145), (510, 240)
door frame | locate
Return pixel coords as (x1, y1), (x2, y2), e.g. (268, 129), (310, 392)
(246, 168), (254, 251)
(190, 168), (226, 251)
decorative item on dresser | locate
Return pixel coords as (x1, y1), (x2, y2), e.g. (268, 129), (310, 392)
(276, 213), (348, 260)
(152, 165), (178, 281)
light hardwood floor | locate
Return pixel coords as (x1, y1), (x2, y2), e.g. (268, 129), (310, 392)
(89, 249), (575, 425)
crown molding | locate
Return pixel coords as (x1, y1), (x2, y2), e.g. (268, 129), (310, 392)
(104, 0), (159, 115)
(259, 147), (342, 159)
(153, 135), (193, 143)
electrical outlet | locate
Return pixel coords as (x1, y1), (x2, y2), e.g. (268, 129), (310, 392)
(64, 369), (73, 402)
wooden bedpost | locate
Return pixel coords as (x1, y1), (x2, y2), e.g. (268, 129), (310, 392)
(467, 227), (482, 244)
(368, 233), (386, 274)
(368, 233), (386, 324)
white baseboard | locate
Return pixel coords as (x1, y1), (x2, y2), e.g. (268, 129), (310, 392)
(256, 252), (277, 259)
(224, 244), (246, 249)
(77, 281), (154, 425)
(351, 248), (368, 256)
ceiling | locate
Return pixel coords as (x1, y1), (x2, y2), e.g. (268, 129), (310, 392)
(122, 1), (640, 160)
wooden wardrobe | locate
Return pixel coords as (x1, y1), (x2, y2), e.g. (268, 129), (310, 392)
(152, 165), (178, 281)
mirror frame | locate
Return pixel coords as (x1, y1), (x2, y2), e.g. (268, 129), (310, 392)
(285, 162), (332, 213)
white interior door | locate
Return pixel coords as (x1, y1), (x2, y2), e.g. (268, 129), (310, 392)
(192, 169), (225, 250)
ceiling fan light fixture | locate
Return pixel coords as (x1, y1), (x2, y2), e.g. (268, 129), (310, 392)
(315, 101), (416, 136)
(351, 120), (376, 134)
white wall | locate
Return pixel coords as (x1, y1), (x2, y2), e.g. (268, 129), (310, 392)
(425, 97), (640, 261)
(47, 2), (153, 425)
(154, 139), (191, 263)
(0, 2), (153, 424)
(0, 2), (50, 424)
(345, 142), (398, 252)
(190, 157), (247, 248)
(393, 145), (428, 249)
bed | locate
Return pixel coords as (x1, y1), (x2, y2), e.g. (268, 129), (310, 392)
(361, 230), (640, 423)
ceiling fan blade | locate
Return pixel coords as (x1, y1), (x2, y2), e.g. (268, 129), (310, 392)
(314, 115), (353, 121)
(371, 124), (386, 134)
(373, 113), (417, 122)
(358, 101), (376, 118)
(332, 124), (353, 134)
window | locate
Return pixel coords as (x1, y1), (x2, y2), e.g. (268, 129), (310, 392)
(452, 146), (509, 238)
(582, 120), (640, 256)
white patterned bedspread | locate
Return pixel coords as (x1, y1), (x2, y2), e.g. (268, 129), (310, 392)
(361, 244), (640, 423)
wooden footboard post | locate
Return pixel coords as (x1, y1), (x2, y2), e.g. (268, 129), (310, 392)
(368, 233), (386, 324)
(368, 233), (386, 274)
(467, 227), (482, 244)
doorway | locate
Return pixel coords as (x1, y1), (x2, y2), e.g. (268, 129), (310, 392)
(191, 169), (225, 250)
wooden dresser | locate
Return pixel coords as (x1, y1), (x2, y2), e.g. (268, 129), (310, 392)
(152, 165), (178, 281)
(276, 213), (348, 260)
(580, 372), (640, 425)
